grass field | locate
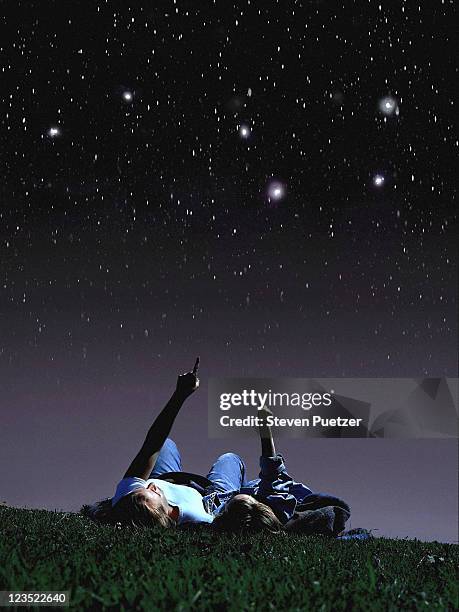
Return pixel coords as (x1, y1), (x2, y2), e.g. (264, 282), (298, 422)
(0, 506), (457, 611)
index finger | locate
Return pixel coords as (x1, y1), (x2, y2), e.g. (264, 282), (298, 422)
(192, 356), (200, 374)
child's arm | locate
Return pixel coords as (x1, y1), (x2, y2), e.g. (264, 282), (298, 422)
(258, 407), (276, 457)
(123, 358), (199, 479)
(251, 407), (298, 522)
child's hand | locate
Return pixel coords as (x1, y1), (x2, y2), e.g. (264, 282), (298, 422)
(175, 358), (200, 399)
(259, 406), (273, 423)
(258, 407), (273, 436)
(258, 407), (276, 455)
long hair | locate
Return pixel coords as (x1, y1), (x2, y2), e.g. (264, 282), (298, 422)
(213, 495), (282, 533)
(80, 498), (115, 525)
(81, 493), (175, 529)
(114, 492), (175, 528)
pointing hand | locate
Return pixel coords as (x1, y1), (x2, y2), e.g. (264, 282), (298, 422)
(175, 357), (200, 399)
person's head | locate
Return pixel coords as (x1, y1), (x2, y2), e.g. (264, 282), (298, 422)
(112, 482), (176, 528)
(213, 494), (282, 533)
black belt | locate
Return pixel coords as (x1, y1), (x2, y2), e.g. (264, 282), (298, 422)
(155, 471), (213, 496)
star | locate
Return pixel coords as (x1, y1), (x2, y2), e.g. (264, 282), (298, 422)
(267, 180), (286, 201)
(378, 96), (399, 116)
(47, 126), (61, 138)
(373, 174), (385, 187)
(238, 124), (251, 139)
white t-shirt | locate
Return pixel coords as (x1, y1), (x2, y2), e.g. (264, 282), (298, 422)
(112, 477), (214, 525)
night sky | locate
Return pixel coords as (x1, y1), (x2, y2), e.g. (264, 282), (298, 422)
(1, 2), (457, 542)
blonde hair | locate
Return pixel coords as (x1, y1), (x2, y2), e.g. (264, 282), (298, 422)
(213, 495), (282, 533)
(113, 491), (175, 528)
(81, 492), (175, 529)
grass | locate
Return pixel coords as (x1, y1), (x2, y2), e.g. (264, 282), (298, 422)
(0, 506), (457, 611)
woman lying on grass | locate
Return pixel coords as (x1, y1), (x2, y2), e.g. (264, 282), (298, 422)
(83, 358), (352, 536)
(83, 358), (256, 528)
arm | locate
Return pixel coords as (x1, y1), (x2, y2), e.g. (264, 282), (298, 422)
(253, 407), (297, 522)
(257, 410), (291, 494)
(258, 407), (276, 457)
(123, 358), (200, 480)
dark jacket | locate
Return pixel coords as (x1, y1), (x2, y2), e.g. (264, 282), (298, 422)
(240, 453), (350, 532)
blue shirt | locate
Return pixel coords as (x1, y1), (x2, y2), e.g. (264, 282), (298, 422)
(112, 477), (214, 525)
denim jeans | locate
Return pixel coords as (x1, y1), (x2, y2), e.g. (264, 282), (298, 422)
(149, 440), (350, 525)
(149, 438), (245, 494)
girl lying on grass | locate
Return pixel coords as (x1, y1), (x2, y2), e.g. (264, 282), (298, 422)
(84, 358), (251, 528)
(212, 407), (352, 536)
(83, 358), (354, 536)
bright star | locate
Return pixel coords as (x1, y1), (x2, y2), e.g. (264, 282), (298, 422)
(373, 174), (385, 187)
(378, 96), (399, 116)
(122, 91), (133, 102)
(238, 124), (251, 138)
(267, 180), (286, 201)
(47, 126), (61, 138)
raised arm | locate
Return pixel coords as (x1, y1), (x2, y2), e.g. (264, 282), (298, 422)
(258, 407), (276, 457)
(123, 358), (200, 479)
(252, 407), (297, 522)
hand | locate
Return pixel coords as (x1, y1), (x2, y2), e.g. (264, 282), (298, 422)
(258, 407), (276, 456)
(258, 407), (273, 438)
(258, 406), (273, 425)
(175, 357), (200, 399)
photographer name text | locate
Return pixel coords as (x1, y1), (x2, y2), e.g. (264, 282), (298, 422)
(220, 415), (363, 428)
